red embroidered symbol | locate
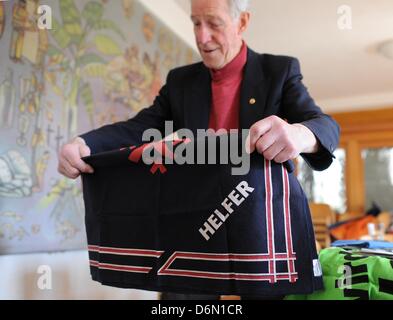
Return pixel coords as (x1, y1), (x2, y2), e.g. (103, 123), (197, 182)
(128, 139), (191, 174)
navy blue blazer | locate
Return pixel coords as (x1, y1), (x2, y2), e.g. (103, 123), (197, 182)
(81, 47), (340, 171)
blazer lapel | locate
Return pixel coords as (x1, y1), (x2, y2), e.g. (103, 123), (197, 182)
(239, 48), (269, 130)
(183, 65), (212, 134)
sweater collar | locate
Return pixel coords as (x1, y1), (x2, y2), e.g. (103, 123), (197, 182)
(210, 41), (248, 82)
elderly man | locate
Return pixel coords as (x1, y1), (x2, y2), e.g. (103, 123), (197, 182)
(58, 0), (339, 300)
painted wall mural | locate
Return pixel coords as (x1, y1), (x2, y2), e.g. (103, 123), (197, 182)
(0, 0), (198, 254)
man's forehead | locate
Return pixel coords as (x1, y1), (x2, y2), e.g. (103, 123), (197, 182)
(191, 0), (230, 16)
(191, 13), (226, 21)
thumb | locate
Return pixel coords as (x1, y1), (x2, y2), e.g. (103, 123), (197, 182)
(79, 144), (91, 158)
(79, 144), (94, 173)
(245, 133), (254, 154)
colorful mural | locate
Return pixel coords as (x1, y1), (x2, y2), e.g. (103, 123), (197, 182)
(0, 2), (5, 40)
(0, 0), (197, 254)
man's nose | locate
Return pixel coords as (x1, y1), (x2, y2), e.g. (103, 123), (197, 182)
(195, 25), (212, 45)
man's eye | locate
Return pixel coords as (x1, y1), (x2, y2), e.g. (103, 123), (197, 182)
(209, 22), (222, 28)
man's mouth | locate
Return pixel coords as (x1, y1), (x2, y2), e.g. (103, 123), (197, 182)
(202, 48), (217, 54)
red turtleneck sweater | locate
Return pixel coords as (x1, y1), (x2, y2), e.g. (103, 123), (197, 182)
(208, 42), (248, 131)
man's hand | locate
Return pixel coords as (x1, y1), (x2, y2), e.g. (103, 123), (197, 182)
(245, 116), (319, 163)
(58, 137), (94, 179)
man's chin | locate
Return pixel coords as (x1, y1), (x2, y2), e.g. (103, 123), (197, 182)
(201, 59), (223, 70)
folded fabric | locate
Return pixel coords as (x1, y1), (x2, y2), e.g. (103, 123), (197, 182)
(285, 247), (393, 300)
(329, 215), (377, 241)
(81, 136), (323, 296)
(332, 240), (393, 249)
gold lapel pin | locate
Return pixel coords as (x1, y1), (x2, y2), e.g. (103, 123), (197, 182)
(249, 98), (256, 105)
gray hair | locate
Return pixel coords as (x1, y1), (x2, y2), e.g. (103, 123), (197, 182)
(227, 0), (250, 19)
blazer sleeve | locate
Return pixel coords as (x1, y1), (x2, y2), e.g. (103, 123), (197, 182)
(79, 71), (173, 154)
(281, 57), (340, 171)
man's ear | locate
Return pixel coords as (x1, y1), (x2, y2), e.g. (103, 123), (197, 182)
(238, 11), (250, 34)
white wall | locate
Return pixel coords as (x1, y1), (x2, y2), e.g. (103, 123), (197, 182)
(141, 0), (197, 51)
(0, 250), (159, 300)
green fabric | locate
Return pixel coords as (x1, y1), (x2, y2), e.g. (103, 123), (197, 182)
(285, 247), (393, 300)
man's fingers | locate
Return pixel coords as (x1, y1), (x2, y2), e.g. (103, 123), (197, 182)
(254, 131), (277, 154)
(79, 144), (91, 157)
(63, 158), (82, 177)
(245, 134), (252, 154)
(274, 148), (292, 164)
(78, 144), (94, 173)
(58, 142), (93, 178)
(262, 142), (286, 162)
(58, 161), (80, 179)
(62, 143), (93, 174)
(245, 116), (303, 163)
(246, 119), (273, 154)
(68, 156), (93, 174)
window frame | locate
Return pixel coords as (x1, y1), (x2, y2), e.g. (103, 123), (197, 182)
(331, 107), (393, 215)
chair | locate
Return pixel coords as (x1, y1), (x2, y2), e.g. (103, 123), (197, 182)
(308, 203), (336, 249)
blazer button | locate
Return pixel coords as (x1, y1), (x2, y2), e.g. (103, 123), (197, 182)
(249, 98), (256, 105)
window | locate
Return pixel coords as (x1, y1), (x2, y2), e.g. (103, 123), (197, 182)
(362, 148), (393, 212)
(297, 149), (347, 213)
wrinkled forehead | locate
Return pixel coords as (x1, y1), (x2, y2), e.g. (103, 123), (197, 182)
(191, 0), (231, 19)
(190, 13), (226, 23)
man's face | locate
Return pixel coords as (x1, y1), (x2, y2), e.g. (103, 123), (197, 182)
(191, 0), (246, 70)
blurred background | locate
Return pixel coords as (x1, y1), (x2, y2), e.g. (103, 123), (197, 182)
(0, 0), (392, 299)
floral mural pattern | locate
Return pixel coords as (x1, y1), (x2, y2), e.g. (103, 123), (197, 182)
(0, 0), (197, 254)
